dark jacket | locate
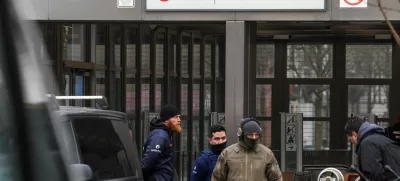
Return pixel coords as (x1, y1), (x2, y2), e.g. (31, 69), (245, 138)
(356, 122), (400, 181)
(190, 148), (220, 181)
(141, 118), (174, 181)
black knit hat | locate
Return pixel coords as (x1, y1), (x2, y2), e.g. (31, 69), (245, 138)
(160, 105), (180, 121)
(242, 121), (261, 134)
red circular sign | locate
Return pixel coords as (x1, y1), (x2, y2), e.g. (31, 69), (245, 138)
(344, 0), (364, 6)
(160, 0), (168, 2)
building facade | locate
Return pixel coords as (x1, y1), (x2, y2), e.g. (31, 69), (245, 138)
(21, 0), (400, 179)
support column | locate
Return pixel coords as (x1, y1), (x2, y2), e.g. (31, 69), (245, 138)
(225, 21), (255, 145)
(390, 42), (400, 124)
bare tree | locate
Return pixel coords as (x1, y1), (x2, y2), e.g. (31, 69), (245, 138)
(287, 44), (332, 150)
(286, 43), (390, 149)
(347, 44), (391, 117)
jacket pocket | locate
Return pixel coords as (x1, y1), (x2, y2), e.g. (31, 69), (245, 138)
(250, 159), (268, 181)
(226, 159), (244, 180)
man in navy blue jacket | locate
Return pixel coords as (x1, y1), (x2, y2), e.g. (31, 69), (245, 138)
(345, 116), (400, 181)
(142, 105), (181, 181)
(190, 124), (227, 181)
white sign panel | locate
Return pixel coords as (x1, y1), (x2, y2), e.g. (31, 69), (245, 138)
(118, 0), (135, 8)
(146, 0), (325, 11)
(340, 0), (367, 8)
(285, 114), (296, 151)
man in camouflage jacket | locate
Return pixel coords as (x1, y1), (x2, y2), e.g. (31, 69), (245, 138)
(211, 118), (282, 181)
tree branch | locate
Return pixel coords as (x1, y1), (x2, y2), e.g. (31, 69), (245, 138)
(288, 46), (303, 78)
(368, 2), (400, 13)
(375, 0), (400, 46)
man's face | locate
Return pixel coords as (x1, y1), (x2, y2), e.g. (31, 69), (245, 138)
(246, 132), (260, 140)
(347, 131), (358, 145)
(208, 131), (227, 145)
(165, 115), (182, 133)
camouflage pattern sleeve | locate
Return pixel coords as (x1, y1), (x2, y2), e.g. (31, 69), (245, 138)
(266, 155), (283, 181)
(211, 150), (228, 181)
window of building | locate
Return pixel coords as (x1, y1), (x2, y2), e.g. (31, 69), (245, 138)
(346, 44), (392, 79)
(287, 44), (333, 79)
(63, 24), (86, 61)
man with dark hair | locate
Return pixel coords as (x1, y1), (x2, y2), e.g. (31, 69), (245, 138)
(190, 124), (227, 181)
(142, 105), (182, 181)
(344, 116), (400, 181)
(212, 118), (282, 181)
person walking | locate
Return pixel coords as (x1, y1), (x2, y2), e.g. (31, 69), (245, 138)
(190, 124), (228, 181)
(211, 118), (282, 181)
(141, 105), (182, 181)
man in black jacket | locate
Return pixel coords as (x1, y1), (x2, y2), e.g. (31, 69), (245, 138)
(142, 105), (181, 181)
(344, 116), (400, 181)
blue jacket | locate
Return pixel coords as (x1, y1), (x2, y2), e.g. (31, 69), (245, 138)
(190, 148), (220, 181)
(142, 119), (174, 181)
(356, 122), (400, 181)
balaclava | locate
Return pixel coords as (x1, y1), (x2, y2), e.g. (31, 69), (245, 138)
(240, 120), (262, 149)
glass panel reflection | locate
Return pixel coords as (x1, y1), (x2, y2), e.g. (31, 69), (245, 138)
(348, 85), (389, 118)
(303, 121), (330, 150)
(289, 85), (330, 117)
(259, 121), (271, 148)
(96, 71), (105, 96)
(256, 44), (274, 78)
(346, 44), (392, 79)
(63, 24), (86, 61)
(287, 44), (333, 78)
(256, 84), (272, 117)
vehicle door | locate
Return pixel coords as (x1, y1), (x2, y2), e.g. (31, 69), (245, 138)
(70, 116), (143, 181)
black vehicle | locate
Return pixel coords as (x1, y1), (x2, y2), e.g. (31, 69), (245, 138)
(0, 0), (81, 181)
(53, 105), (144, 181)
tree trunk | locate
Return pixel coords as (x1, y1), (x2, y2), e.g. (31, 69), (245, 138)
(314, 94), (323, 150)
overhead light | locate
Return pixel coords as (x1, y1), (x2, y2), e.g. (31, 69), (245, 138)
(375, 34), (391, 40)
(273, 35), (290, 40)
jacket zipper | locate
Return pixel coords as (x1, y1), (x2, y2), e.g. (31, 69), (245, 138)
(250, 161), (253, 180)
(245, 151), (248, 180)
(241, 161), (243, 179)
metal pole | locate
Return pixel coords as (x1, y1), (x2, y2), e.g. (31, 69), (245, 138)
(210, 112), (218, 125)
(296, 113), (303, 172)
(280, 112), (286, 172)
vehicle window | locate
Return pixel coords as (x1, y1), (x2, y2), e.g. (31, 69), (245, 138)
(72, 118), (139, 180)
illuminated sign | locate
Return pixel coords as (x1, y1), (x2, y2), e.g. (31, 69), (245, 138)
(146, 0), (326, 11)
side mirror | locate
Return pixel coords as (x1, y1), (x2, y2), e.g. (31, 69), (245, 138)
(68, 164), (93, 181)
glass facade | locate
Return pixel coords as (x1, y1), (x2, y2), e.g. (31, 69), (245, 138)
(255, 36), (394, 165)
(39, 21), (400, 179)
(39, 23), (225, 180)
